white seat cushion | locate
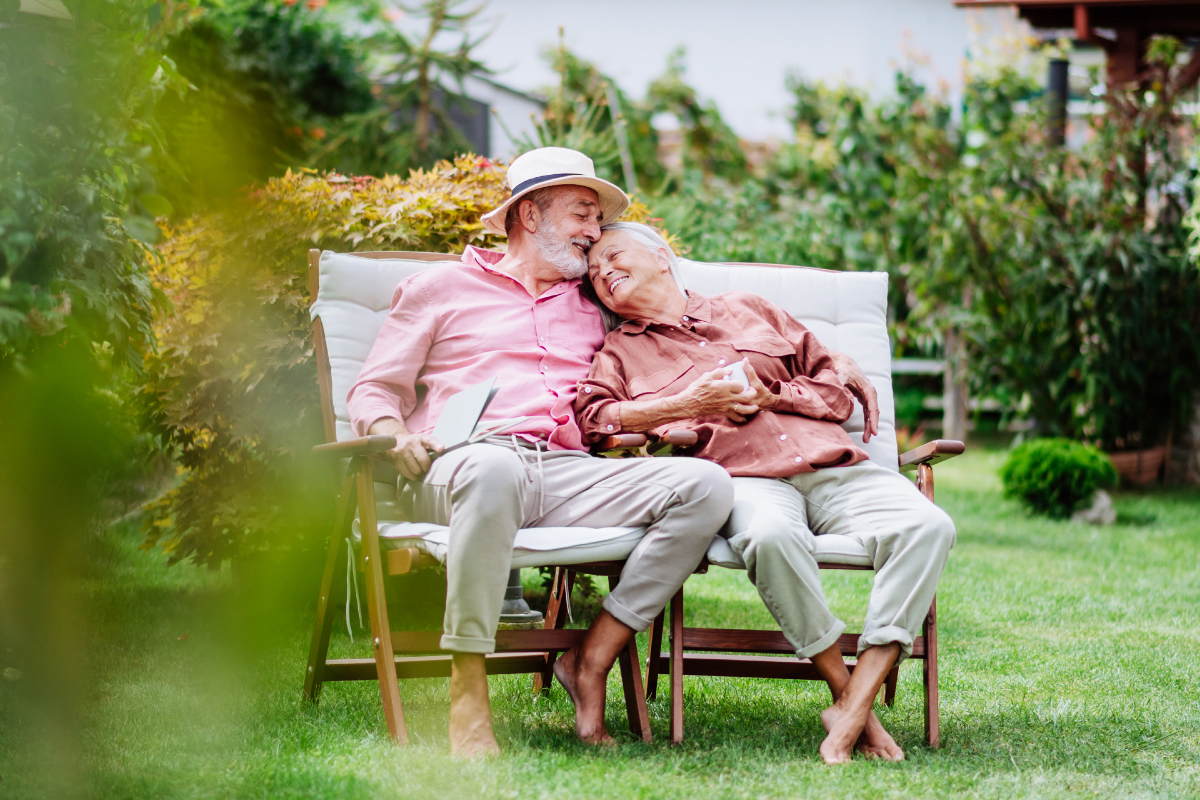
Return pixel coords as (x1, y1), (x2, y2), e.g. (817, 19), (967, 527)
(368, 521), (646, 569)
(705, 533), (872, 569)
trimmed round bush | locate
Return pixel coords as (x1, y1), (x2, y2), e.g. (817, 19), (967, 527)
(1000, 438), (1118, 519)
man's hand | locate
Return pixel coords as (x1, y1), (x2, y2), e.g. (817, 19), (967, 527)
(828, 350), (879, 444)
(368, 417), (443, 481)
(679, 367), (760, 423)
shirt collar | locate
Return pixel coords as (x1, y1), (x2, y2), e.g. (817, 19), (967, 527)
(619, 291), (711, 334)
(462, 245), (580, 299)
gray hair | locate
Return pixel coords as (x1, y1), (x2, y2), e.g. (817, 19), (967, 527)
(580, 222), (689, 333)
(599, 222), (688, 294)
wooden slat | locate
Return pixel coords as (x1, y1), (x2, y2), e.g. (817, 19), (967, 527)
(389, 628), (586, 654)
(679, 627), (925, 659)
(351, 251), (460, 261)
(818, 562), (873, 571)
(323, 653), (548, 681)
(654, 652), (853, 680)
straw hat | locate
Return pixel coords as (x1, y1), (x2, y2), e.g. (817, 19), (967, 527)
(481, 147), (629, 236)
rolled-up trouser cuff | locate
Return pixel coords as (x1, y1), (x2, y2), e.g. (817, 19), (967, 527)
(795, 618), (847, 660)
(858, 624), (913, 664)
(439, 634), (495, 654)
(602, 594), (652, 633)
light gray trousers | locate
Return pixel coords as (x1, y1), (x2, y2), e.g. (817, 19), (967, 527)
(410, 442), (733, 654)
(722, 460), (955, 663)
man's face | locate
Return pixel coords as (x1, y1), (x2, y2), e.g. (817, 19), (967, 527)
(529, 186), (602, 279)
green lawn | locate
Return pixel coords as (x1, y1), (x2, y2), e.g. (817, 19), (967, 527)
(3, 448), (1199, 799)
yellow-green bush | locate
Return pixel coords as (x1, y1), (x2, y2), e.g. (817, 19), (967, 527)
(141, 156), (659, 567)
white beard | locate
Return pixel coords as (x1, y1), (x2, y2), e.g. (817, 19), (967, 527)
(534, 217), (589, 279)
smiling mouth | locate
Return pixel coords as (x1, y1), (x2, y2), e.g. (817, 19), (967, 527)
(608, 276), (629, 294)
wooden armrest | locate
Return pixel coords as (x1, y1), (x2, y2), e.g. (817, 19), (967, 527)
(898, 439), (965, 472)
(596, 429), (699, 453)
(597, 433), (650, 451)
(661, 429), (698, 447)
(312, 435), (397, 459)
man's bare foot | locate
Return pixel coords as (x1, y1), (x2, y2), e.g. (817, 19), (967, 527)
(819, 703), (868, 764)
(822, 704), (904, 761)
(553, 647), (616, 746)
(449, 654), (501, 758)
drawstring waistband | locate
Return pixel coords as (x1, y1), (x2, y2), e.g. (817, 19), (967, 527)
(510, 434), (546, 518)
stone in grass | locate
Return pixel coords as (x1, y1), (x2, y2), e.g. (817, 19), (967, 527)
(1071, 490), (1116, 525)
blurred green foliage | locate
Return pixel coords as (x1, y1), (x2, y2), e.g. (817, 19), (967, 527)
(657, 42), (1199, 453)
(157, 0), (376, 213)
(1000, 438), (1118, 518)
(0, 0), (176, 368)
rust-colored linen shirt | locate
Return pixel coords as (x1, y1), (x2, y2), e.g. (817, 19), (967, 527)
(575, 291), (869, 477)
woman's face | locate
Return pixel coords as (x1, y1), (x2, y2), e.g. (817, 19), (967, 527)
(587, 229), (675, 316)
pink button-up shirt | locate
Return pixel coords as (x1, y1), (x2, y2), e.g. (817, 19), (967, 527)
(347, 246), (607, 451)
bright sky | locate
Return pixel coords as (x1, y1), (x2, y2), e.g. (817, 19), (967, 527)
(462, 0), (1022, 141)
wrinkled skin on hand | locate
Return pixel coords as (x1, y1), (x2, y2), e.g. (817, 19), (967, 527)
(827, 351), (879, 443)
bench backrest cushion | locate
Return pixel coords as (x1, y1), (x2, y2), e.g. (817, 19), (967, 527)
(311, 251), (897, 469)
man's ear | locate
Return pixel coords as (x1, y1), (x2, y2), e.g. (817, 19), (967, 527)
(517, 199), (541, 235)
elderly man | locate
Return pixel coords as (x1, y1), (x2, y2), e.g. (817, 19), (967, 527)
(347, 147), (735, 755)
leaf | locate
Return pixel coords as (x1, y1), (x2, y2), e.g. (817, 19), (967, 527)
(124, 217), (162, 243)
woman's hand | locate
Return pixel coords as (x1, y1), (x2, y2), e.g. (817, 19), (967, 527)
(742, 361), (778, 411)
(679, 367), (760, 423)
(827, 350), (879, 443)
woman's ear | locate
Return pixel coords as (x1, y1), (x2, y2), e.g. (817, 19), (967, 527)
(654, 247), (672, 274)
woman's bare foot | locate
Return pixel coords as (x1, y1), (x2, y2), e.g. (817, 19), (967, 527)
(553, 647), (616, 746)
(449, 654), (501, 758)
(822, 704), (904, 761)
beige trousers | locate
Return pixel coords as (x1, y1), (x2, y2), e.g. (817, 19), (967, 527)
(722, 460), (955, 662)
(410, 442), (733, 654)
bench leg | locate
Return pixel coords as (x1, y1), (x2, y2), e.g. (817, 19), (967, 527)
(883, 664), (899, 707)
(533, 567), (570, 695)
(923, 596), (940, 748)
(645, 610), (665, 700)
(609, 576), (652, 742)
(357, 460), (408, 744)
(303, 473), (356, 703)
(669, 588), (685, 744)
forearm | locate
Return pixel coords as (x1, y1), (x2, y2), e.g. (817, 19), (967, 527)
(616, 394), (699, 432)
(368, 416), (411, 438)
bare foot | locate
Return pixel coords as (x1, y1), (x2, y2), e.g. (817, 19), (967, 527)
(819, 704), (867, 765)
(553, 647), (616, 746)
(449, 655), (500, 758)
(822, 704), (904, 761)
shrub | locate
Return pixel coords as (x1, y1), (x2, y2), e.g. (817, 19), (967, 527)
(1000, 438), (1118, 519)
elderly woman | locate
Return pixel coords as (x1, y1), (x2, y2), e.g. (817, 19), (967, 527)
(575, 222), (955, 764)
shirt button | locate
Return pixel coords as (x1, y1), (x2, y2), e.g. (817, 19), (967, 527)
(794, 456), (803, 463)
(584, 386), (593, 393)
(607, 424), (614, 431)
(682, 315), (690, 322)
(718, 358), (726, 365)
(779, 434), (788, 441)
(699, 341), (707, 347)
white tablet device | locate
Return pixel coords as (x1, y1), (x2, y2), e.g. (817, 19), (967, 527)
(724, 359), (749, 391)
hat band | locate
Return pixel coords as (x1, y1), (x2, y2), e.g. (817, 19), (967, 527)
(510, 172), (583, 196)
